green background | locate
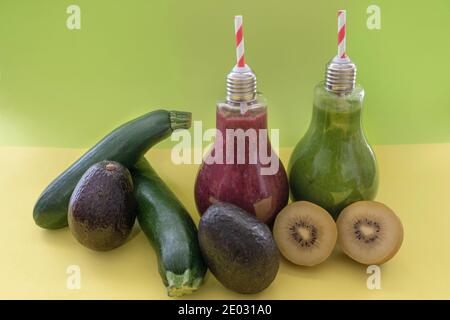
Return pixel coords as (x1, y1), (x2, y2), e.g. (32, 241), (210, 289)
(0, 0), (449, 148)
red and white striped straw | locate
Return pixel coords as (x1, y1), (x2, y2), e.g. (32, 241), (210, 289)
(337, 10), (347, 59)
(234, 15), (245, 68)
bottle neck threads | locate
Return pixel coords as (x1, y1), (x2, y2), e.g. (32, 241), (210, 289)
(226, 66), (257, 103)
(325, 57), (356, 94)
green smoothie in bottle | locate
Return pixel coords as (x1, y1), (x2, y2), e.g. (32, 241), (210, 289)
(288, 10), (378, 219)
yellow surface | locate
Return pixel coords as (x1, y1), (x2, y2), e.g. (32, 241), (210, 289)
(1, 144), (450, 299)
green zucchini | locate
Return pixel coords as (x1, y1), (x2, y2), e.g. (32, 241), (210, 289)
(131, 158), (206, 297)
(33, 110), (191, 229)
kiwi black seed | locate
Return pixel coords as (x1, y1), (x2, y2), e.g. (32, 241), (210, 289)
(289, 220), (318, 248)
(353, 218), (381, 243)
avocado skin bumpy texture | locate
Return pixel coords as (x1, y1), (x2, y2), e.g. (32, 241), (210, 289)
(68, 161), (136, 251)
(198, 203), (279, 294)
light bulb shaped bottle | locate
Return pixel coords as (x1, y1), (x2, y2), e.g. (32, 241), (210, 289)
(288, 11), (378, 219)
(194, 16), (289, 225)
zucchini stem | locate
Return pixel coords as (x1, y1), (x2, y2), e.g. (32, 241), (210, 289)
(166, 269), (203, 297)
(169, 111), (192, 131)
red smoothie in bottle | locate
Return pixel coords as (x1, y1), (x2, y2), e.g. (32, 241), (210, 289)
(194, 102), (289, 225)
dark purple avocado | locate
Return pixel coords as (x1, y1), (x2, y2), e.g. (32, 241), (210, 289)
(198, 203), (279, 294)
(68, 160), (136, 251)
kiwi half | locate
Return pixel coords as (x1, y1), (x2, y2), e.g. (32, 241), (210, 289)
(337, 201), (403, 265)
(273, 201), (337, 266)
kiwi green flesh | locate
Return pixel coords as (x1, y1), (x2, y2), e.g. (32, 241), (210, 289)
(273, 201), (337, 267)
(337, 201), (403, 265)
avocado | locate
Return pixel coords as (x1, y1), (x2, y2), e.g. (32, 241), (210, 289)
(68, 160), (136, 251)
(198, 203), (279, 294)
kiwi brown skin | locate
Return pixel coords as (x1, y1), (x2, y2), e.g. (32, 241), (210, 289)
(68, 160), (136, 251)
(337, 201), (404, 265)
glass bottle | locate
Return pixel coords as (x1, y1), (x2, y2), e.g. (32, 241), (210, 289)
(194, 66), (289, 225)
(288, 58), (379, 219)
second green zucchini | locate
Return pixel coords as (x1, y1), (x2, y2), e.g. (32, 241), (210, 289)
(131, 158), (207, 297)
